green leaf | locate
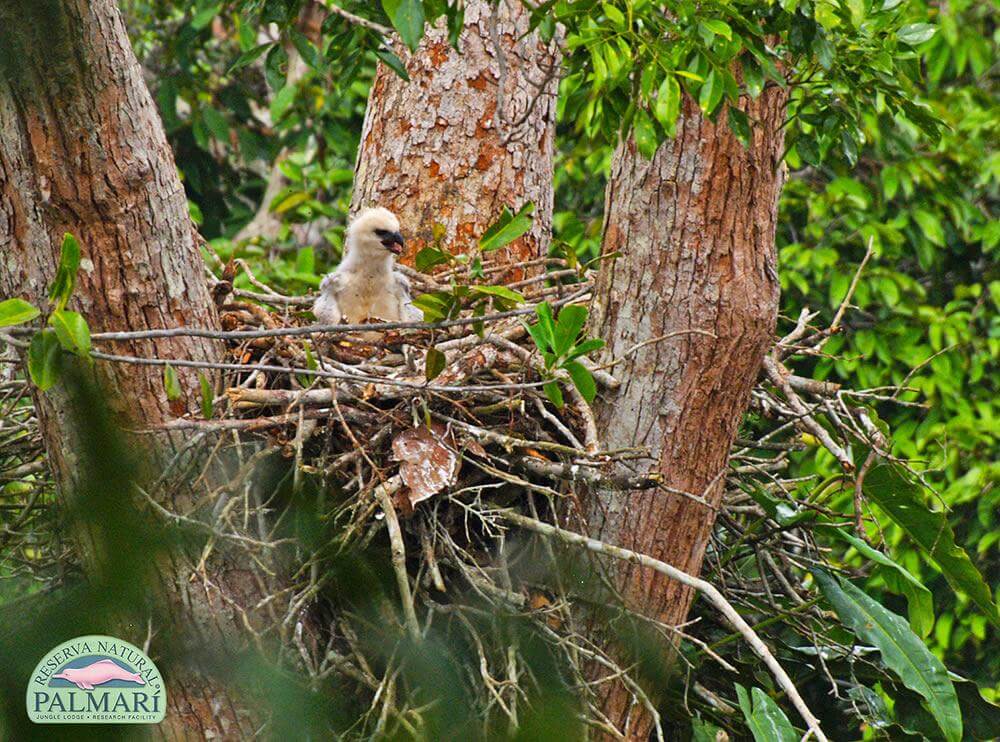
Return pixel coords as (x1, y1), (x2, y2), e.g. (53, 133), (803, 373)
(891, 676), (1000, 742)
(375, 47), (410, 81)
(653, 74), (681, 135)
(841, 130), (858, 167)
(897, 23), (938, 46)
(534, 302), (556, 348)
(48, 233), (82, 311)
(553, 305), (588, 356)
(446, 4), (464, 47)
(564, 361), (596, 403)
(201, 106), (229, 143)
(701, 19), (732, 40)
(815, 33), (835, 70)
(863, 464), (999, 627)
(303, 342), (318, 371)
(828, 528), (934, 636)
(270, 83), (298, 123)
(163, 364), (182, 401)
(28, 329), (62, 392)
(229, 42), (274, 73)
(382, 0), (425, 52)
(415, 247), (453, 272)
(565, 337), (605, 362)
(270, 191), (310, 214)
(913, 209), (945, 246)
(190, 3), (221, 30)
(48, 310), (91, 356)
(295, 247), (315, 275)
(735, 684), (798, 742)
(522, 319), (550, 356)
(199, 373), (213, 419)
(674, 69), (704, 83)
(698, 69), (723, 116)
(480, 202), (535, 252)
(543, 380), (564, 408)
(289, 29), (321, 69)
(413, 292), (455, 322)
(0, 298), (40, 328)
(742, 58), (764, 99)
(728, 107), (750, 146)
(691, 718), (726, 742)
(814, 569), (961, 742)
(425, 347), (446, 382)
(470, 285), (525, 305)
(633, 108), (659, 159)
(601, 3), (625, 26)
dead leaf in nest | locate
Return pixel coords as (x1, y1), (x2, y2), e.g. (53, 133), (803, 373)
(392, 423), (460, 508)
(221, 313), (241, 331)
(529, 591), (551, 611)
(529, 591), (563, 629)
(391, 488), (415, 518)
(330, 340), (383, 364)
(461, 436), (487, 458)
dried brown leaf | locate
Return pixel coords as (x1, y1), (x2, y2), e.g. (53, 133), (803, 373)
(392, 423), (459, 508)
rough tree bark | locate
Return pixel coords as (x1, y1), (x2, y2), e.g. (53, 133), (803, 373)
(351, 0), (560, 277)
(583, 89), (788, 737)
(0, 1), (258, 736)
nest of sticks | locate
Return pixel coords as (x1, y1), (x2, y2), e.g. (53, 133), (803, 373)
(3, 251), (914, 739)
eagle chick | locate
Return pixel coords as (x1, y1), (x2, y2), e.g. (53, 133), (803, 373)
(313, 207), (422, 325)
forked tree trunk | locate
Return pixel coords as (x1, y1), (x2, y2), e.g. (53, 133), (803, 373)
(584, 90), (788, 738)
(351, 0), (560, 277)
(0, 1), (257, 736)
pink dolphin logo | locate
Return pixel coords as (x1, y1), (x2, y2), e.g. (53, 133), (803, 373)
(52, 659), (145, 691)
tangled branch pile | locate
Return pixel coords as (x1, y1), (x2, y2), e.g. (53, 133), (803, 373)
(1, 254), (923, 739)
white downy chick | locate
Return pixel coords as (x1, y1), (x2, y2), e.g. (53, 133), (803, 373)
(313, 207), (422, 325)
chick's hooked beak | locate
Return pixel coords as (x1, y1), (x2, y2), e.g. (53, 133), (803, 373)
(381, 231), (404, 255)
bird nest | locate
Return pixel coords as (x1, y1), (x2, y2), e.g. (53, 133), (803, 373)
(2, 255), (909, 739)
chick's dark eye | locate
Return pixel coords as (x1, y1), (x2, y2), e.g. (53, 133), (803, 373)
(374, 229), (390, 237)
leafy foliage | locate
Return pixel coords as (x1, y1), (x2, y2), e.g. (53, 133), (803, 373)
(814, 569), (962, 742)
(523, 303), (604, 407)
(736, 683), (798, 742)
(539, 0), (946, 163)
(0, 299), (40, 328)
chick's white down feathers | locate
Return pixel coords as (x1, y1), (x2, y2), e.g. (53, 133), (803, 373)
(313, 207), (422, 325)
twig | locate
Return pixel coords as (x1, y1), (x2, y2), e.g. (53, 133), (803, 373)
(762, 357), (854, 472)
(500, 510), (830, 742)
(89, 350), (553, 394)
(829, 237), (874, 340)
(318, 1), (393, 37)
(853, 450), (876, 541)
(78, 287), (592, 343)
(375, 483), (421, 642)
